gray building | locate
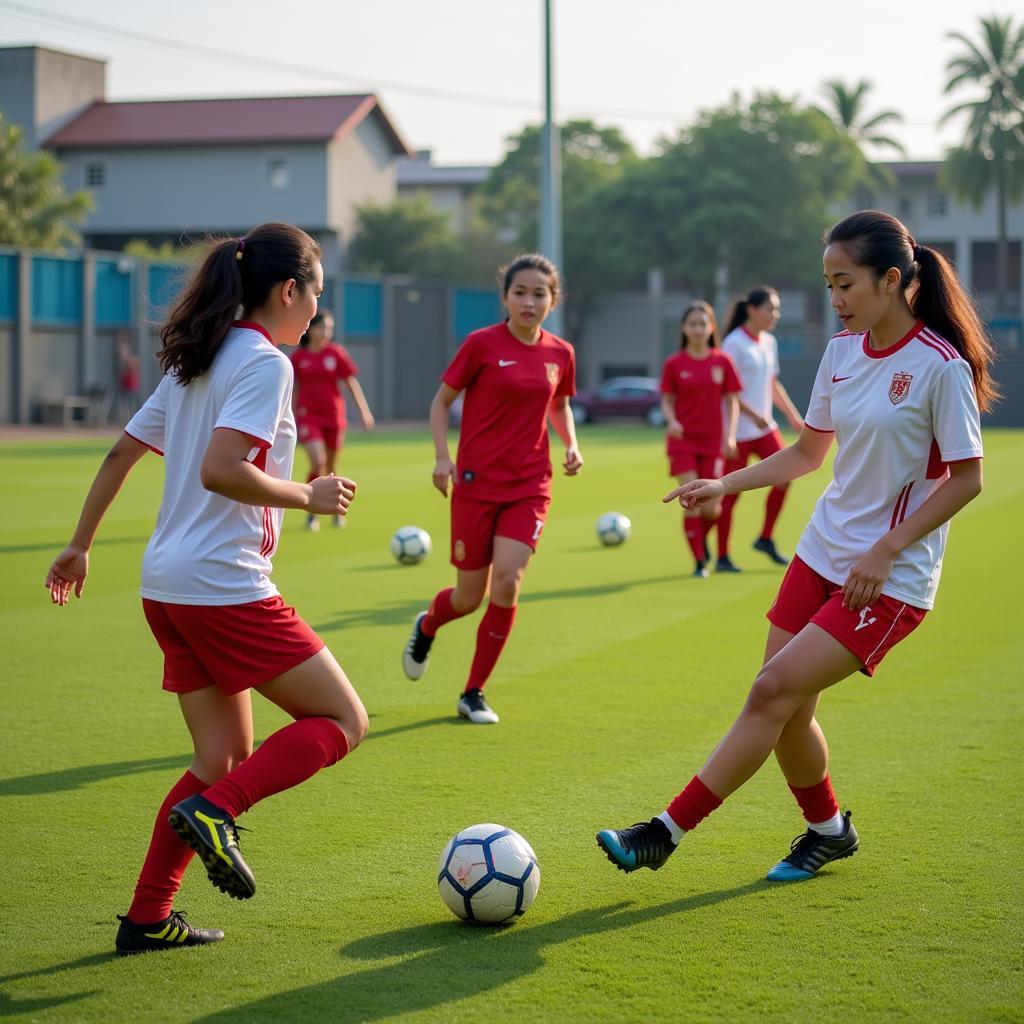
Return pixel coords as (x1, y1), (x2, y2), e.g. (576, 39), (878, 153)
(396, 150), (490, 232)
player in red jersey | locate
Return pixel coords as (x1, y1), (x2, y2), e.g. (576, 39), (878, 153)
(401, 254), (583, 724)
(598, 211), (995, 883)
(291, 310), (375, 531)
(717, 287), (805, 571)
(660, 301), (742, 577)
(44, 225), (368, 956)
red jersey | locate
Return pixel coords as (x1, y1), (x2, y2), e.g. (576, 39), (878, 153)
(443, 322), (576, 503)
(660, 349), (742, 454)
(291, 343), (359, 424)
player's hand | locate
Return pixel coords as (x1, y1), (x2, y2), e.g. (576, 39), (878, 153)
(45, 545), (89, 606)
(842, 541), (896, 612)
(723, 439), (738, 461)
(361, 412), (375, 431)
(563, 446), (583, 476)
(667, 420), (684, 440)
(309, 473), (357, 516)
(433, 455), (455, 496)
(664, 478), (724, 510)
(753, 414), (770, 431)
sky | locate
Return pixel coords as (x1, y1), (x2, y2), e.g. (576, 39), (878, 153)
(0, 0), (1011, 165)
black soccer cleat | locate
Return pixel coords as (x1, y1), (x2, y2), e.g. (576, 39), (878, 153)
(402, 611), (434, 680)
(766, 810), (859, 881)
(753, 537), (790, 565)
(457, 687), (499, 724)
(168, 794), (256, 900)
(115, 910), (224, 956)
(596, 818), (677, 873)
(716, 555), (742, 573)
(692, 561), (710, 579)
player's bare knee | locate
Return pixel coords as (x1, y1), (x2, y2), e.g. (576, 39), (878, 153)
(746, 666), (797, 719)
(491, 567), (524, 605)
(336, 704), (369, 751)
(453, 589), (484, 614)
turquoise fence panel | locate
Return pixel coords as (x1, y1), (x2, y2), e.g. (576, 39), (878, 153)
(148, 263), (184, 314)
(0, 254), (16, 321)
(32, 257), (82, 325)
(95, 258), (133, 327)
(454, 288), (500, 341)
(344, 281), (382, 337)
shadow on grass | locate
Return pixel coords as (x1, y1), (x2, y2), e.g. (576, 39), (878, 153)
(0, 952), (111, 1019)
(0, 534), (151, 555)
(194, 884), (774, 1023)
(362, 716), (463, 742)
(0, 755), (190, 798)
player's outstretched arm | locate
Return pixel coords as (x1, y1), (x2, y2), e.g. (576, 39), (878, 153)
(430, 383), (459, 496)
(548, 397), (583, 475)
(45, 432), (150, 605)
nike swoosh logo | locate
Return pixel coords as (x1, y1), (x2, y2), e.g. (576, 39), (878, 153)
(498, 359), (516, 367)
(832, 374), (853, 383)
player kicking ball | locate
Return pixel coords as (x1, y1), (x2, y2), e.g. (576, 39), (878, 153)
(402, 254), (582, 724)
(598, 211), (994, 882)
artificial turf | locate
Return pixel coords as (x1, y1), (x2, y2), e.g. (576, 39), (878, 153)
(1, 426), (1021, 1023)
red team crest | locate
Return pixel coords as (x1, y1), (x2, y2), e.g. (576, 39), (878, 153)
(544, 362), (560, 385)
(888, 371), (913, 405)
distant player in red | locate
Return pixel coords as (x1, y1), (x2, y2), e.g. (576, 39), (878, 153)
(45, 224), (368, 956)
(659, 301), (742, 577)
(718, 287), (805, 571)
(401, 254), (583, 724)
(291, 310), (375, 531)
(598, 211), (995, 883)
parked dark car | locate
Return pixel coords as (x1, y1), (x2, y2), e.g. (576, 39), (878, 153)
(570, 376), (665, 426)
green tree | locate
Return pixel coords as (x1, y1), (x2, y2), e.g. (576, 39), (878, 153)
(349, 195), (460, 278)
(0, 114), (92, 250)
(612, 93), (866, 299)
(816, 79), (907, 156)
(479, 120), (638, 340)
(942, 14), (1024, 313)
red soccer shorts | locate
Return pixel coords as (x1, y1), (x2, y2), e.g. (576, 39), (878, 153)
(449, 492), (552, 570)
(297, 415), (344, 452)
(142, 596), (325, 695)
(766, 555), (927, 676)
(668, 441), (724, 478)
(723, 427), (785, 474)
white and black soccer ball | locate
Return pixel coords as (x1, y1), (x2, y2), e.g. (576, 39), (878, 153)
(596, 512), (631, 546)
(390, 526), (432, 565)
(437, 823), (540, 925)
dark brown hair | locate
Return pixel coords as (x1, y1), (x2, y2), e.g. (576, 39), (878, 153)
(724, 286), (777, 336)
(679, 301), (720, 349)
(159, 223), (321, 385)
(825, 210), (999, 412)
(299, 309), (334, 348)
(498, 253), (561, 303)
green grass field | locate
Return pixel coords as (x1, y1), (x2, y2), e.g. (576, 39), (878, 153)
(2, 426), (1022, 1023)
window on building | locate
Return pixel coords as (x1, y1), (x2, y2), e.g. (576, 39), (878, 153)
(926, 192), (948, 217)
(971, 241), (1022, 300)
(267, 159), (290, 190)
(85, 163), (106, 188)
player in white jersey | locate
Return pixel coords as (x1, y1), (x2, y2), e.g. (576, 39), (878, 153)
(597, 210), (995, 884)
(717, 287), (805, 572)
(45, 224), (369, 957)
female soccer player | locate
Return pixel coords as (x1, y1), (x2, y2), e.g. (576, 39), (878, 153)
(659, 301), (742, 577)
(45, 224), (369, 956)
(717, 286), (805, 571)
(291, 310), (375, 531)
(598, 210), (994, 882)
(401, 254), (583, 725)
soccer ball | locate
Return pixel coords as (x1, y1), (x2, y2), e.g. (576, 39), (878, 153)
(596, 512), (631, 546)
(437, 823), (540, 925)
(390, 526), (432, 565)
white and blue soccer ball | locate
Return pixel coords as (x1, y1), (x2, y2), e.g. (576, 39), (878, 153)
(390, 526), (432, 565)
(596, 512), (631, 547)
(437, 823), (540, 925)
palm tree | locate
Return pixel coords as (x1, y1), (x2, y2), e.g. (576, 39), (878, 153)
(942, 14), (1024, 313)
(816, 80), (908, 156)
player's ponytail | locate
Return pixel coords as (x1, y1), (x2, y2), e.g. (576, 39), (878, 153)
(723, 286), (776, 336)
(825, 210), (999, 413)
(159, 223), (321, 386)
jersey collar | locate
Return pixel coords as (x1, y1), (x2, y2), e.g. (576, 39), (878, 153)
(233, 320), (276, 346)
(862, 320), (924, 359)
(741, 325), (761, 343)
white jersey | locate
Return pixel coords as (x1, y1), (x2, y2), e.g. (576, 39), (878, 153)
(722, 326), (779, 441)
(125, 322), (297, 606)
(797, 322), (983, 610)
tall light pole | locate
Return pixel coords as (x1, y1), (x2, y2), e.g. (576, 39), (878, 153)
(539, 0), (563, 335)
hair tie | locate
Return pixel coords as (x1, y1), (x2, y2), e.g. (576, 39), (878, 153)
(911, 241), (922, 262)
(235, 237), (246, 262)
